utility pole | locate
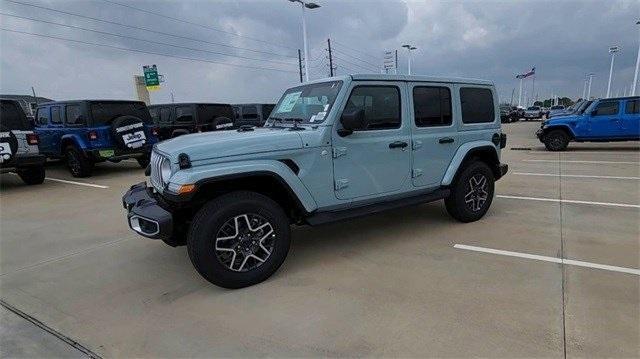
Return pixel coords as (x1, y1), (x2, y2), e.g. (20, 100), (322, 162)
(327, 38), (334, 77)
(395, 50), (398, 75)
(606, 46), (620, 98)
(297, 49), (303, 83)
(170, 92), (175, 103)
(632, 20), (640, 96)
(510, 88), (515, 106)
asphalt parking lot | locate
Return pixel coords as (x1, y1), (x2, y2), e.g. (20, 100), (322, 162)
(1, 121), (638, 357)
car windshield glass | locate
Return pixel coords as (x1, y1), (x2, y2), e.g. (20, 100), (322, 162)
(577, 101), (593, 114)
(268, 80), (343, 125)
(0, 101), (31, 130)
(90, 102), (152, 125)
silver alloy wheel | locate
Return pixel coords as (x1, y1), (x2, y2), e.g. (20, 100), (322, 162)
(464, 174), (489, 212)
(214, 214), (275, 272)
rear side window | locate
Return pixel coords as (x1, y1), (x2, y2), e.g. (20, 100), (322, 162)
(198, 105), (233, 124)
(90, 102), (152, 125)
(36, 107), (50, 126)
(148, 107), (159, 123)
(175, 106), (194, 122)
(625, 99), (639, 114)
(160, 107), (172, 124)
(413, 86), (452, 127)
(0, 101), (30, 130)
(241, 105), (258, 120)
(65, 105), (84, 126)
(51, 106), (62, 124)
(460, 88), (495, 124)
(592, 101), (619, 116)
(344, 86), (401, 130)
(261, 104), (275, 119)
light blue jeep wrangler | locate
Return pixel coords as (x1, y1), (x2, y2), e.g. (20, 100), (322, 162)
(123, 75), (508, 288)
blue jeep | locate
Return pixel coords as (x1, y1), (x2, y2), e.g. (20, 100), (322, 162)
(35, 100), (158, 177)
(537, 96), (639, 151)
(122, 75), (508, 288)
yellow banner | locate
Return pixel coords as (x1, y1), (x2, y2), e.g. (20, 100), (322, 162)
(146, 85), (160, 91)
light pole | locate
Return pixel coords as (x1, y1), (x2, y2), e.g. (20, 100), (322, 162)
(582, 77), (587, 100)
(606, 46), (620, 98)
(632, 20), (640, 96)
(586, 73), (595, 99)
(402, 44), (417, 75)
(289, 0), (320, 82)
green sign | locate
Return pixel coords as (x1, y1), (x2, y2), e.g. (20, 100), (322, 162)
(143, 65), (160, 90)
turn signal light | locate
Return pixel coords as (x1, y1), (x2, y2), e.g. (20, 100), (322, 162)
(26, 133), (39, 145)
(177, 184), (195, 194)
(88, 131), (99, 140)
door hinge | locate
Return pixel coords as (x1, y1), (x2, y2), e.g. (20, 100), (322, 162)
(412, 140), (422, 150)
(332, 147), (347, 158)
(334, 179), (349, 190)
(412, 169), (423, 178)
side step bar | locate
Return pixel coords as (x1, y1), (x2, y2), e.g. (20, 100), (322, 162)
(305, 188), (450, 226)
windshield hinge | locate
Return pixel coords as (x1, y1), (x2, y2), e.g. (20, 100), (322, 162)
(412, 140), (422, 150)
(332, 147), (347, 158)
(334, 179), (349, 190)
(412, 169), (423, 178)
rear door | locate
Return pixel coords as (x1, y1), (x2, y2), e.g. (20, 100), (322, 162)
(622, 98), (639, 139)
(35, 106), (57, 155)
(332, 82), (412, 200)
(587, 100), (621, 138)
(409, 83), (458, 187)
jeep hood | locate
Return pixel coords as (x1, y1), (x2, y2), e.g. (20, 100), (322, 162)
(155, 128), (303, 162)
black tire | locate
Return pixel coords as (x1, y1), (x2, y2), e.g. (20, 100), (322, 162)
(65, 145), (93, 177)
(111, 115), (148, 151)
(445, 161), (495, 223)
(543, 130), (569, 151)
(187, 191), (291, 289)
(17, 166), (45, 185)
(136, 153), (150, 168)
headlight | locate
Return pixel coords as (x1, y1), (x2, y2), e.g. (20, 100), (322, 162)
(160, 158), (172, 184)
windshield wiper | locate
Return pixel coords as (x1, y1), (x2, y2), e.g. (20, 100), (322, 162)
(268, 117), (284, 127)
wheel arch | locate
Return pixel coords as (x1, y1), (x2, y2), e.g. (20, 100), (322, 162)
(60, 134), (86, 154)
(543, 125), (575, 140)
(442, 142), (502, 186)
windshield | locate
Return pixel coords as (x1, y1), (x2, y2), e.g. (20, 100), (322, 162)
(268, 81), (343, 125)
(90, 101), (152, 126)
(576, 100), (593, 114)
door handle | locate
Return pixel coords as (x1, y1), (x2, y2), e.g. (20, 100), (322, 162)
(439, 137), (454, 144)
(389, 141), (408, 149)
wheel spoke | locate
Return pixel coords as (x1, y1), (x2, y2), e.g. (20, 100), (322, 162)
(214, 213), (275, 272)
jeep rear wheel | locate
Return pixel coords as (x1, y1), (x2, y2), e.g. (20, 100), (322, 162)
(187, 191), (291, 289)
(544, 130), (569, 151)
(65, 145), (93, 177)
(17, 166), (45, 185)
(445, 161), (495, 223)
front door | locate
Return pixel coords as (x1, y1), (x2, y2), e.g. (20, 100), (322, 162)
(621, 98), (640, 139)
(332, 83), (412, 200)
(587, 100), (622, 138)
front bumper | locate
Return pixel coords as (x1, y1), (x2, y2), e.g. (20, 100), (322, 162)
(122, 182), (173, 239)
(536, 128), (545, 141)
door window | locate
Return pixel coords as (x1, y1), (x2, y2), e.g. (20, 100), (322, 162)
(36, 107), (50, 126)
(175, 106), (194, 122)
(50, 106), (62, 124)
(625, 99), (639, 114)
(160, 107), (172, 124)
(460, 88), (495, 124)
(241, 105), (258, 121)
(413, 86), (452, 127)
(65, 105), (85, 126)
(343, 86), (401, 130)
(592, 101), (619, 116)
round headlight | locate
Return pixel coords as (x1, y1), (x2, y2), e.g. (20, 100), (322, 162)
(160, 158), (172, 184)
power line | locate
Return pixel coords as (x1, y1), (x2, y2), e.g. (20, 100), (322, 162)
(0, 28), (297, 73)
(3, 0), (295, 59)
(0, 12), (297, 66)
(332, 40), (379, 61)
(99, 0), (297, 51)
(331, 47), (379, 69)
(333, 55), (377, 72)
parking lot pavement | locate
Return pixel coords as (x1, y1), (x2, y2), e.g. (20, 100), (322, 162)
(0, 121), (638, 357)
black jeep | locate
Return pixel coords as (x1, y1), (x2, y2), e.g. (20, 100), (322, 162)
(232, 103), (276, 127)
(0, 99), (46, 185)
(148, 103), (234, 141)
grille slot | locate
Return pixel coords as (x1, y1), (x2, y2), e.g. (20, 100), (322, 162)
(150, 151), (165, 191)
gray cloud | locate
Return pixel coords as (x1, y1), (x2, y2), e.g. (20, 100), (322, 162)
(0, 0), (638, 105)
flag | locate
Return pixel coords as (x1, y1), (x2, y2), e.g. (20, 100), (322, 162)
(516, 67), (536, 79)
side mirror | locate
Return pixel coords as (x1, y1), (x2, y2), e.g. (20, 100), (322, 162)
(338, 109), (365, 137)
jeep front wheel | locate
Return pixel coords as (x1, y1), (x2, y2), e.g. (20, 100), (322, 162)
(65, 145), (93, 177)
(445, 161), (495, 223)
(187, 191), (291, 289)
(543, 130), (569, 151)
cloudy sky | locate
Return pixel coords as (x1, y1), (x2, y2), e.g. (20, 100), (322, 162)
(0, 0), (638, 105)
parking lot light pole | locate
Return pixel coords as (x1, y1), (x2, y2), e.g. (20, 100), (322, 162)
(289, 0), (320, 82)
(582, 77), (587, 99)
(402, 44), (417, 75)
(632, 20), (640, 96)
(606, 46), (620, 98)
(587, 73), (595, 99)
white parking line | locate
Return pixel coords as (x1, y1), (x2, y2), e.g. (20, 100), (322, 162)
(523, 159), (638, 164)
(45, 177), (109, 189)
(454, 244), (640, 276)
(497, 195), (640, 208)
(513, 172), (640, 180)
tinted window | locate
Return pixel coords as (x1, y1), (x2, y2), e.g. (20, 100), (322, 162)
(90, 102), (152, 125)
(625, 99), (639, 114)
(36, 107), (50, 126)
(198, 105), (233, 124)
(148, 107), (159, 123)
(460, 88), (495, 124)
(175, 106), (194, 122)
(0, 101), (31, 130)
(65, 105), (84, 126)
(261, 104), (275, 119)
(413, 86), (452, 127)
(592, 101), (619, 116)
(160, 107), (172, 124)
(51, 106), (62, 124)
(241, 105), (258, 120)
(344, 86), (401, 130)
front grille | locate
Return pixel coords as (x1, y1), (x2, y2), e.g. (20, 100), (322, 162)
(149, 151), (165, 191)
